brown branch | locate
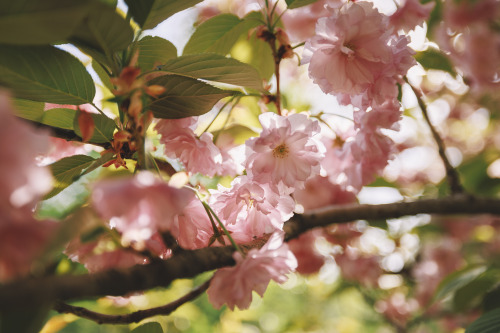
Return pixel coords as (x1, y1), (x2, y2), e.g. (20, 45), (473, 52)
(406, 80), (464, 194)
(53, 277), (212, 324)
(1, 195), (500, 311)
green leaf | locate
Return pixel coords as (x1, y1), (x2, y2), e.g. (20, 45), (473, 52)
(137, 36), (177, 71)
(12, 98), (45, 121)
(285, 0), (319, 9)
(231, 31), (274, 81)
(92, 59), (114, 92)
(42, 108), (77, 130)
(415, 48), (456, 76)
(131, 322), (164, 333)
(0, 0), (91, 45)
(69, 2), (134, 68)
(453, 270), (500, 312)
(46, 155), (97, 199)
(433, 265), (488, 303)
(466, 308), (500, 333)
(157, 53), (263, 90)
(147, 75), (235, 119)
(80, 152), (115, 176)
(183, 12), (262, 55)
(73, 112), (116, 143)
(125, 0), (202, 30)
(0, 45), (96, 104)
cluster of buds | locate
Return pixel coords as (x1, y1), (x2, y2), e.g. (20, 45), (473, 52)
(102, 57), (165, 169)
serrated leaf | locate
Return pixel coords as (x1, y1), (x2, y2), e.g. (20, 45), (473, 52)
(0, 0), (91, 45)
(466, 308), (500, 333)
(147, 75), (235, 119)
(0, 45), (96, 104)
(285, 0), (319, 9)
(415, 48), (456, 76)
(70, 2), (134, 68)
(125, 0), (201, 30)
(433, 265), (487, 303)
(157, 53), (263, 90)
(131, 322), (164, 333)
(137, 36), (177, 71)
(73, 113), (115, 143)
(183, 12), (262, 55)
(45, 155), (97, 199)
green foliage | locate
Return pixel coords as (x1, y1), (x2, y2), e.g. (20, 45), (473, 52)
(131, 322), (164, 333)
(285, 0), (319, 9)
(415, 48), (456, 76)
(92, 59), (114, 91)
(73, 112), (116, 144)
(466, 308), (500, 333)
(0, 0), (91, 45)
(137, 36), (178, 72)
(0, 45), (95, 104)
(433, 265), (487, 304)
(125, 0), (202, 30)
(453, 269), (500, 311)
(69, 1), (134, 69)
(231, 31), (275, 81)
(146, 75), (235, 119)
(45, 155), (98, 199)
(183, 12), (262, 56)
(157, 53), (263, 91)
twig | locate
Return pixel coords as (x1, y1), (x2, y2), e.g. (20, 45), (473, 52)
(406, 79), (464, 194)
(2, 195), (500, 310)
(53, 277), (212, 324)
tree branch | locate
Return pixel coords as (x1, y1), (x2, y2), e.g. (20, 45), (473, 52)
(405, 80), (464, 194)
(1, 194), (499, 311)
(53, 277), (212, 324)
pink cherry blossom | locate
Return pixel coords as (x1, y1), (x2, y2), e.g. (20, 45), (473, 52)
(303, 1), (414, 104)
(156, 117), (223, 177)
(0, 91), (57, 281)
(334, 247), (382, 287)
(170, 197), (215, 250)
(0, 91), (52, 213)
(207, 232), (297, 310)
(389, 0), (435, 32)
(245, 112), (324, 189)
(210, 176), (295, 238)
(92, 172), (194, 245)
(281, 0), (344, 42)
(294, 175), (356, 211)
(288, 230), (326, 275)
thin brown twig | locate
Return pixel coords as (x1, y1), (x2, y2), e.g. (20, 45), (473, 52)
(53, 277), (213, 324)
(405, 79), (464, 194)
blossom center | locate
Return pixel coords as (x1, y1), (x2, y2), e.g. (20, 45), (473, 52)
(341, 43), (356, 59)
(273, 143), (290, 158)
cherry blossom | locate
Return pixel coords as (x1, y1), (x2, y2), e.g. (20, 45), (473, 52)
(245, 112), (324, 189)
(92, 172), (194, 245)
(210, 176), (295, 237)
(389, 0), (435, 32)
(156, 117), (223, 176)
(207, 232), (297, 310)
(303, 1), (414, 104)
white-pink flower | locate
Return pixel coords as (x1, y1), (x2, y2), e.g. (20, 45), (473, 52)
(156, 117), (222, 177)
(389, 0), (435, 32)
(245, 112), (324, 189)
(207, 232), (297, 310)
(303, 1), (414, 103)
(210, 176), (295, 238)
(92, 172), (194, 245)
